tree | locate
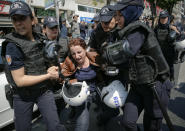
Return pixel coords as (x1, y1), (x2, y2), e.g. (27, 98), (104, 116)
(158, 0), (183, 15)
(147, 0), (182, 28)
(92, 0), (118, 6)
(107, 0), (111, 5)
(147, 0), (183, 16)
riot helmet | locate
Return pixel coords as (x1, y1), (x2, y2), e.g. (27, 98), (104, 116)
(101, 80), (128, 108)
(62, 81), (90, 106)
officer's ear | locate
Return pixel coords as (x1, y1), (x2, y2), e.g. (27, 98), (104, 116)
(31, 15), (34, 25)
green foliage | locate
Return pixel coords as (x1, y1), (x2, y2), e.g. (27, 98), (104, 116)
(99, 0), (104, 3)
(92, 0), (98, 6)
(146, 0), (183, 28)
(35, 8), (56, 17)
(147, 0), (183, 14)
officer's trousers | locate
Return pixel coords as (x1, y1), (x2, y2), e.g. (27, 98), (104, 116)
(13, 90), (66, 131)
(121, 80), (172, 131)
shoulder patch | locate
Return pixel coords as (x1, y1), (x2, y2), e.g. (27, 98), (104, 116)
(6, 55), (12, 65)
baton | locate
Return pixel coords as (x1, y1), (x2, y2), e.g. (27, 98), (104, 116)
(151, 83), (175, 131)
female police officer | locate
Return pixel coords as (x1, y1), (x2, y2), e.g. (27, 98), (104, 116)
(102, 0), (173, 131)
(1, 1), (66, 131)
(154, 11), (179, 82)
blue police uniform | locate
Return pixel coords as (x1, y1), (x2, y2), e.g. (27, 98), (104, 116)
(5, 38), (66, 131)
(104, 1), (172, 131)
(154, 11), (176, 81)
(1, 1), (66, 131)
(88, 6), (121, 127)
(118, 30), (172, 131)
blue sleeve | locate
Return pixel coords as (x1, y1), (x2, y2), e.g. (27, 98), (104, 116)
(126, 30), (146, 56)
(5, 43), (24, 70)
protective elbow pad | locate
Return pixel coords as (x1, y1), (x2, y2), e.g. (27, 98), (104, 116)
(105, 40), (131, 65)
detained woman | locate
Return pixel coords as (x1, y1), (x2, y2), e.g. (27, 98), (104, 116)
(60, 38), (102, 131)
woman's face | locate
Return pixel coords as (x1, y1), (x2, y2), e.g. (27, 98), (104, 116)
(116, 11), (125, 29)
(70, 45), (86, 65)
(11, 14), (33, 37)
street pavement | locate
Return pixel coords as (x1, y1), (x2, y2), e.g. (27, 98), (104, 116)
(1, 62), (185, 131)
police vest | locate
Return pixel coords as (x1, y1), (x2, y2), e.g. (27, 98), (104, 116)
(156, 27), (169, 47)
(118, 21), (169, 76)
(1, 33), (50, 93)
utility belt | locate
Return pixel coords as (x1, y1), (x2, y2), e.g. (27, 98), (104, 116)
(7, 81), (51, 102)
(14, 86), (50, 98)
(129, 55), (158, 85)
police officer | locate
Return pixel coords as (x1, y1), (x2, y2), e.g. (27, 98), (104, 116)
(43, 16), (59, 41)
(154, 10), (178, 82)
(43, 16), (68, 65)
(88, 5), (123, 128)
(102, 0), (173, 131)
(88, 6), (117, 53)
(42, 16), (69, 119)
(1, 1), (66, 131)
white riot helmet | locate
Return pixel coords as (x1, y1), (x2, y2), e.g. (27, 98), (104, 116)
(175, 39), (185, 51)
(101, 80), (128, 108)
(62, 81), (90, 106)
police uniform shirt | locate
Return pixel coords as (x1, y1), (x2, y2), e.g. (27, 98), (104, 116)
(6, 43), (24, 70)
(88, 23), (110, 51)
(125, 28), (146, 55)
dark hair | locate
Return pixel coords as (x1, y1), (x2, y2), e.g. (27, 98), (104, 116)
(68, 38), (87, 50)
(170, 15), (174, 23)
(43, 25), (46, 28)
(30, 14), (34, 20)
(91, 24), (95, 29)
